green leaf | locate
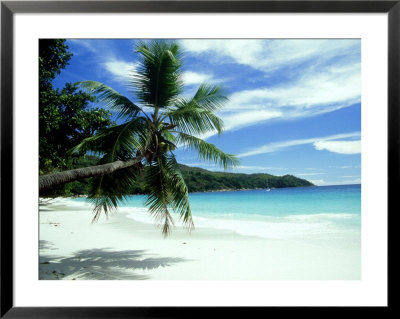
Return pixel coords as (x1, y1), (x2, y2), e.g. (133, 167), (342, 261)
(176, 132), (240, 169)
(70, 117), (150, 160)
(143, 154), (193, 236)
(162, 83), (228, 136)
(132, 40), (183, 108)
(77, 81), (143, 119)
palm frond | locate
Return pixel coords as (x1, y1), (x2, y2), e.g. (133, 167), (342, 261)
(143, 158), (174, 236)
(71, 117), (150, 222)
(166, 156), (194, 228)
(176, 132), (240, 169)
(162, 83), (228, 136)
(87, 162), (140, 222)
(163, 99), (224, 136)
(70, 117), (150, 158)
(143, 154), (193, 236)
(192, 83), (228, 112)
(160, 129), (176, 144)
(132, 40), (183, 108)
(77, 80), (143, 119)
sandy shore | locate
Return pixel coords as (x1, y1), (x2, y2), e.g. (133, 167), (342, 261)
(39, 198), (361, 280)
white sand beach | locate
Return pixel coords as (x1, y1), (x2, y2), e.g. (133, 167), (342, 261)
(39, 198), (361, 280)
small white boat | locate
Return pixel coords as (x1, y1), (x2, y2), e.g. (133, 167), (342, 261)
(266, 188), (271, 192)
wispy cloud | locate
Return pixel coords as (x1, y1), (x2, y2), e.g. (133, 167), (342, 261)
(341, 177), (361, 184)
(313, 140), (361, 154)
(67, 39), (138, 85)
(309, 179), (327, 186)
(68, 39), (99, 53)
(235, 165), (287, 171)
(181, 39), (361, 136)
(238, 132), (361, 158)
(294, 172), (326, 176)
(309, 178), (361, 186)
(180, 162), (213, 168)
(215, 61), (360, 135)
(329, 165), (361, 169)
(222, 110), (282, 132)
(102, 59), (138, 83)
(182, 71), (214, 85)
(181, 39), (359, 72)
(225, 63), (360, 110)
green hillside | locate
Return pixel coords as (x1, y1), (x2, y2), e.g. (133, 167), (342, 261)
(41, 157), (314, 197)
(177, 164), (314, 192)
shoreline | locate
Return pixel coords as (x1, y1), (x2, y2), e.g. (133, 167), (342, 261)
(41, 185), (312, 200)
(41, 184), (361, 200)
(39, 198), (361, 280)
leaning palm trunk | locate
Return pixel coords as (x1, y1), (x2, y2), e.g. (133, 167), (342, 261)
(39, 156), (142, 191)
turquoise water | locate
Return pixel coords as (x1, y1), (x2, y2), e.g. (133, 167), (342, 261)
(73, 184), (361, 243)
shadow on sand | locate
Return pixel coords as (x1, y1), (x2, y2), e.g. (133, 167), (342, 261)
(39, 240), (189, 280)
(39, 240), (59, 250)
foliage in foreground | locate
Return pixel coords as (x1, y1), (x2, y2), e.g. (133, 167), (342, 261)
(39, 39), (113, 175)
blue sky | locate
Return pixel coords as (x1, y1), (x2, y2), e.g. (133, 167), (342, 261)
(53, 39), (361, 186)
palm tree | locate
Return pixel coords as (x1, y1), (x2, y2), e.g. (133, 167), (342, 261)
(40, 40), (239, 236)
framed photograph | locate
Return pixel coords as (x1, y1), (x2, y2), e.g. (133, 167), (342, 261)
(1, 0), (396, 317)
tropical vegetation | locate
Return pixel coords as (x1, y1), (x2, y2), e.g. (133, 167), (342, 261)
(40, 40), (239, 235)
(39, 40), (113, 176)
(56, 160), (313, 196)
(178, 165), (314, 192)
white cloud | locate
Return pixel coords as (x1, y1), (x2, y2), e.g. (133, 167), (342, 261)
(238, 166), (286, 170)
(194, 109), (282, 140)
(67, 40), (138, 84)
(181, 39), (359, 72)
(342, 177), (361, 184)
(223, 110), (282, 131)
(182, 71), (214, 85)
(102, 59), (138, 82)
(181, 39), (265, 68)
(313, 140), (361, 154)
(217, 61), (360, 133)
(181, 39), (361, 135)
(309, 178), (361, 186)
(294, 173), (326, 176)
(238, 132), (360, 158)
(68, 39), (98, 53)
(309, 179), (328, 186)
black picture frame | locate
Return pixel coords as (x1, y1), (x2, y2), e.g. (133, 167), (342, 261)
(1, 1), (396, 317)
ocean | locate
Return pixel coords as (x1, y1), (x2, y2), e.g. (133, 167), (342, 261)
(75, 185), (361, 248)
(74, 184), (361, 248)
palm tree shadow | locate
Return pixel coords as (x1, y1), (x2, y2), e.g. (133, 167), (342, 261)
(40, 240), (58, 250)
(39, 241), (190, 280)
